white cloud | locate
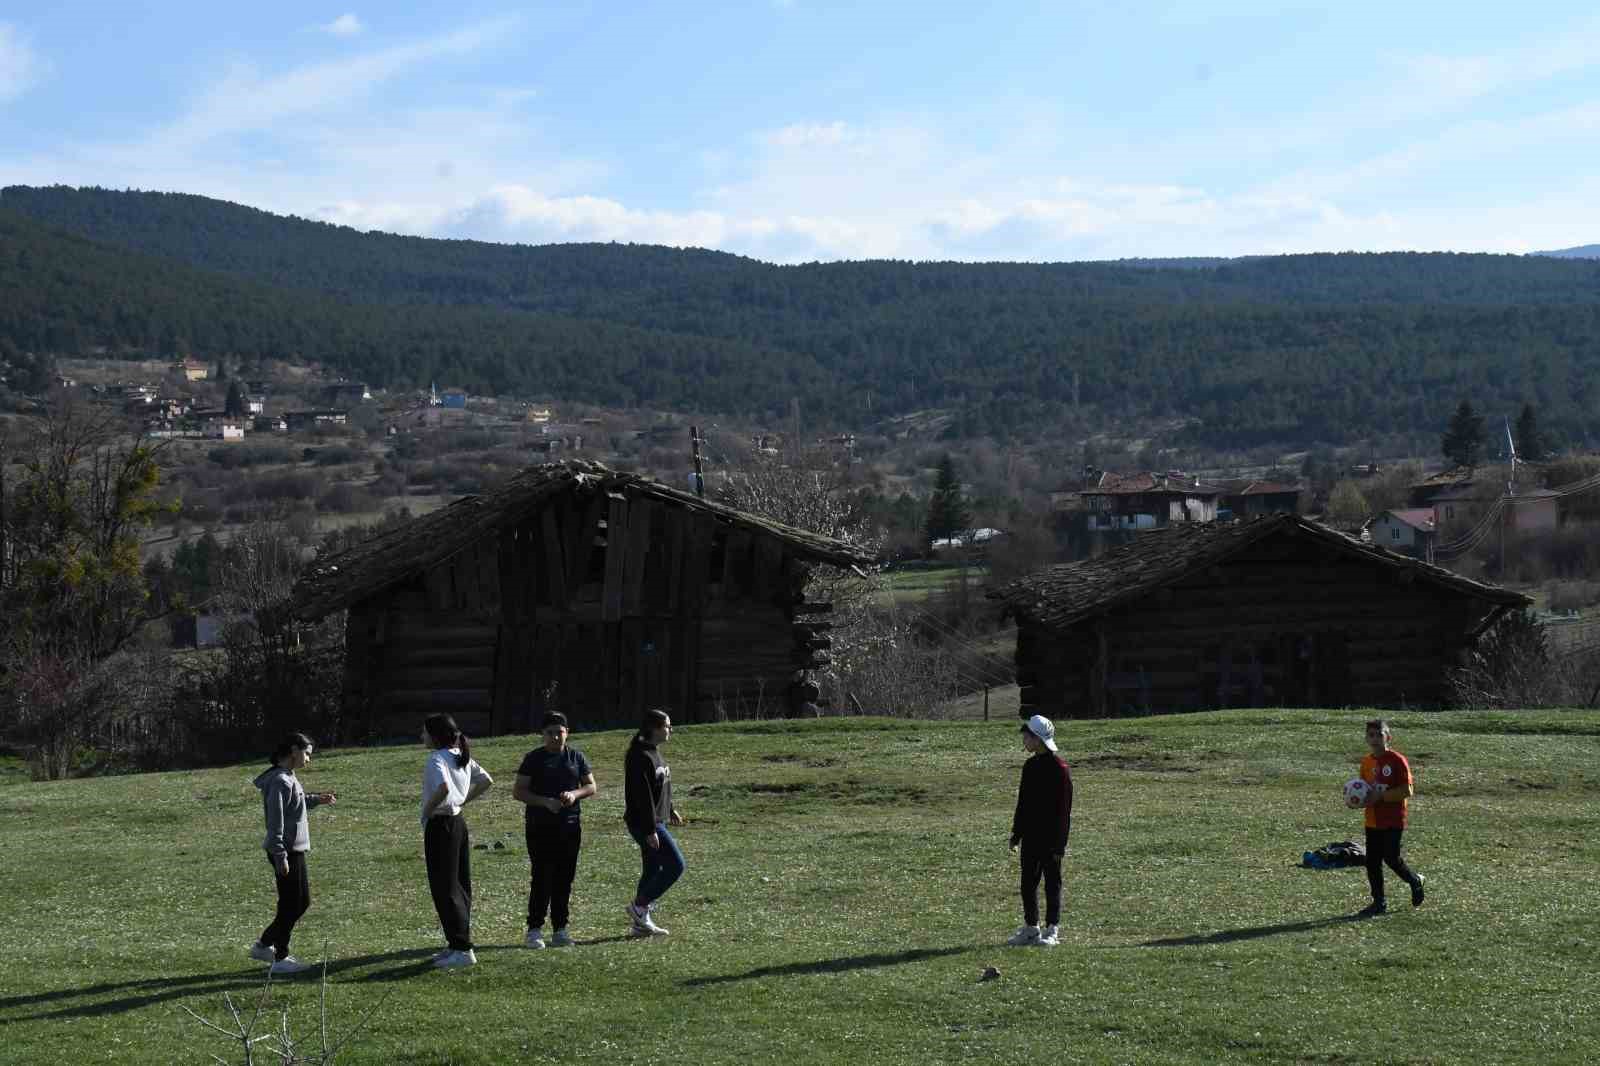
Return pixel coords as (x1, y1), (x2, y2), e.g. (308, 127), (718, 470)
(152, 16), (518, 150)
(17, 14), (1600, 263)
(0, 22), (45, 103)
(319, 14), (365, 37)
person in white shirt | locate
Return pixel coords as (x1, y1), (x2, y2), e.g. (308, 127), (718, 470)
(420, 713), (493, 968)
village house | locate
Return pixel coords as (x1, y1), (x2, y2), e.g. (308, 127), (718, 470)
(1412, 467), (1561, 537)
(1369, 509), (1437, 561)
(253, 415), (288, 433)
(176, 360), (209, 382)
(1212, 479), (1302, 520)
(246, 395), (266, 415)
(1079, 472), (1222, 531)
(991, 513), (1529, 717)
(285, 460), (870, 737)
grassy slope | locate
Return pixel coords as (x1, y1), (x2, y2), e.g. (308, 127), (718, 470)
(2, 711), (1598, 1065)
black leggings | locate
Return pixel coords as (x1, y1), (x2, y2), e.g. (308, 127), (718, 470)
(526, 820), (582, 931)
(1020, 847), (1063, 927)
(1365, 827), (1418, 903)
(424, 815), (474, 950)
(260, 851), (310, 960)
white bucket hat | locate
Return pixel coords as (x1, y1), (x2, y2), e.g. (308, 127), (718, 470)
(1022, 714), (1058, 752)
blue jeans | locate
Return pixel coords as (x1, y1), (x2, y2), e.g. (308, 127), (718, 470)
(632, 823), (685, 904)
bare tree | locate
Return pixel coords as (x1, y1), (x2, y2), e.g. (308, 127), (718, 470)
(710, 441), (980, 715)
(183, 956), (389, 1064)
(186, 519), (345, 752)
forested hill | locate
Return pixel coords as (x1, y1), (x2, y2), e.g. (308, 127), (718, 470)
(4, 184), (1600, 448)
(0, 210), (829, 413)
(12, 185), (1600, 312)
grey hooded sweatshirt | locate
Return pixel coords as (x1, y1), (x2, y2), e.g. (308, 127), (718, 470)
(254, 766), (323, 861)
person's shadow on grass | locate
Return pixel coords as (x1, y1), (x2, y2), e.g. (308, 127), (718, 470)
(0, 946), (515, 1021)
(681, 946), (969, 987)
(1139, 914), (1360, 948)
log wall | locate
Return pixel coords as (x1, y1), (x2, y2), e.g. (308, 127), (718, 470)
(1014, 534), (1494, 720)
(342, 485), (830, 735)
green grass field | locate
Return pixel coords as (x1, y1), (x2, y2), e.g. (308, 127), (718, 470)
(3, 710), (1599, 1065)
(877, 562), (989, 604)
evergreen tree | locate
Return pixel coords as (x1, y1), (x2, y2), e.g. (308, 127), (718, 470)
(923, 455), (970, 547)
(213, 357), (228, 383)
(1514, 402), (1545, 462)
(1441, 400), (1486, 469)
(225, 379), (246, 417)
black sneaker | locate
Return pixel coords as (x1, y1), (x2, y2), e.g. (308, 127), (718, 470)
(1357, 900), (1388, 918)
(1411, 875), (1426, 908)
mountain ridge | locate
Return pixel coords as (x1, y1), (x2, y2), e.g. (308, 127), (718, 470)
(3, 185), (1599, 450)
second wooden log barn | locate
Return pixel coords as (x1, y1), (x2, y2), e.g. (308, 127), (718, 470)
(991, 513), (1531, 718)
(287, 460), (870, 735)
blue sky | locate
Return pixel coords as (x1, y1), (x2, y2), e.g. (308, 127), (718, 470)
(5, 2), (1600, 261)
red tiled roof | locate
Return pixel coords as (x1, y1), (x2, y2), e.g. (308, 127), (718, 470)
(1385, 509), (1437, 532)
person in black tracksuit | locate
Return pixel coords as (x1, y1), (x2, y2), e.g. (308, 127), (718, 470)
(512, 712), (596, 948)
(623, 708), (685, 936)
(1008, 714), (1072, 946)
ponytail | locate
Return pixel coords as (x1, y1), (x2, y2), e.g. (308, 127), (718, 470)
(424, 713), (471, 769)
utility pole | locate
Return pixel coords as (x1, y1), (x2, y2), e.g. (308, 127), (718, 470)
(689, 425), (705, 498)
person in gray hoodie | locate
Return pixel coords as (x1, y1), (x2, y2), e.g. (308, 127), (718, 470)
(250, 732), (336, 975)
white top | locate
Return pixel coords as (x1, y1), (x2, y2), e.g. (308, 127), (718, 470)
(421, 748), (493, 826)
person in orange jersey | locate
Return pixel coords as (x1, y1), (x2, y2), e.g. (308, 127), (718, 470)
(1356, 718), (1425, 917)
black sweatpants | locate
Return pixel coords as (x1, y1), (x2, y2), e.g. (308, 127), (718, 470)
(1020, 846), (1063, 927)
(260, 851), (310, 960)
(1365, 827), (1419, 903)
(526, 820), (582, 931)
(424, 814), (474, 951)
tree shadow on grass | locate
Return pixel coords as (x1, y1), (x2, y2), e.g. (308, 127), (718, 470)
(1139, 915), (1361, 948)
(0, 946), (519, 1021)
(681, 946), (968, 988)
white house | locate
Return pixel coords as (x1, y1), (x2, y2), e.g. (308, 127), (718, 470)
(1369, 509), (1436, 561)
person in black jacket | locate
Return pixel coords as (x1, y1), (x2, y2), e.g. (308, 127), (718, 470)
(623, 709), (684, 937)
(1008, 714), (1072, 947)
(512, 712), (597, 948)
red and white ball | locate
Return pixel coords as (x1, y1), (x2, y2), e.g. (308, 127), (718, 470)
(1343, 777), (1370, 809)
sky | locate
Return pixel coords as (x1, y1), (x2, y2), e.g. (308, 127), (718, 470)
(5, 2), (1600, 262)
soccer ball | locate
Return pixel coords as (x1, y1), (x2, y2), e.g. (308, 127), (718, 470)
(1343, 778), (1370, 809)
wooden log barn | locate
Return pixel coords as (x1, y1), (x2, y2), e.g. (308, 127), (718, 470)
(990, 513), (1531, 718)
(286, 460), (871, 736)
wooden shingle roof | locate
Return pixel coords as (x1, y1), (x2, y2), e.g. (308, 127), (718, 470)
(288, 459), (873, 622)
(990, 513), (1529, 635)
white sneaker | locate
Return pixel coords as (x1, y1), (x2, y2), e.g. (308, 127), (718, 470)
(430, 948), (452, 962)
(627, 902), (668, 937)
(525, 928), (546, 949)
(1006, 925), (1041, 946)
(269, 956), (312, 976)
(550, 929), (574, 947)
(434, 949), (477, 969)
(1038, 925), (1060, 947)
(248, 942), (276, 963)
